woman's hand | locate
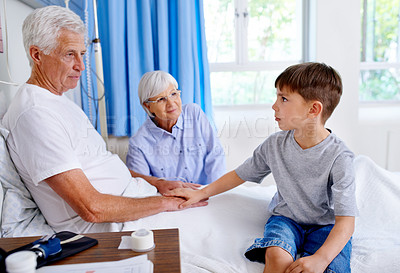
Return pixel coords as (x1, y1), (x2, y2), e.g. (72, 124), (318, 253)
(155, 179), (201, 195)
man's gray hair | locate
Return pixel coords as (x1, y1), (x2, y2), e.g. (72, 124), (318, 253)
(138, 71), (179, 117)
(22, 5), (85, 66)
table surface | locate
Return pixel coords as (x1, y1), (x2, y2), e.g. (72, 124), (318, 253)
(0, 228), (181, 273)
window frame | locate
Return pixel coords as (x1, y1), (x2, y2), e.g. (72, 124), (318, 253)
(359, 0), (400, 104)
(207, 0), (311, 105)
(207, 0), (310, 72)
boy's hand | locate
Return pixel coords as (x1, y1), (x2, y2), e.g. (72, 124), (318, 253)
(164, 188), (208, 209)
(285, 216), (354, 273)
(285, 254), (329, 273)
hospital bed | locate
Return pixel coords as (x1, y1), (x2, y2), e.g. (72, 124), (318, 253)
(1, 124), (400, 272)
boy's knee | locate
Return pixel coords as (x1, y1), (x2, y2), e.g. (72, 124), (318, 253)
(265, 246), (293, 264)
(264, 247), (293, 273)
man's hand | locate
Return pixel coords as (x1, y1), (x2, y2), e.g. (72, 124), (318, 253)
(154, 179), (201, 195)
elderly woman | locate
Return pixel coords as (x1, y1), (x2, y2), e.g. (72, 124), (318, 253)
(126, 71), (226, 194)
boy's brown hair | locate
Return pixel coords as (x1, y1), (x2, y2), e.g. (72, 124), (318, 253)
(275, 62), (343, 123)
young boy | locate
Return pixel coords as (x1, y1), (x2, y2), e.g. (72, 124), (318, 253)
(167, 62), (358, 273)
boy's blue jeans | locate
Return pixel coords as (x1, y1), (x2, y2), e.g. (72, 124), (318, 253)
(245, 215), (352, 273)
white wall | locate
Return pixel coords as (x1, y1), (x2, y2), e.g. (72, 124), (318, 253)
(314, 0), (360, 150)
(310, 0), (400, 171)
(1, 0), (400, 175)
(0, 0), (83, 117)
(0, 0), (32, 118)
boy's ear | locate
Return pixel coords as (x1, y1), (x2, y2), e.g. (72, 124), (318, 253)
(309, 101), (323, 118)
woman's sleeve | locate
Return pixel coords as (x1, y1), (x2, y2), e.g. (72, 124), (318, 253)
(126, 138), (151, 176)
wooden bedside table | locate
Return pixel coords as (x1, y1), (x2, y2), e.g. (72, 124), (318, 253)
(0, 228), (181, 273)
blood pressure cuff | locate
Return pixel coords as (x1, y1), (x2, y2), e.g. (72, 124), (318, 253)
(2, 231), (98, 268)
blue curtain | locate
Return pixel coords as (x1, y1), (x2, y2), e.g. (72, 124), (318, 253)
(97, 0), (213, 136)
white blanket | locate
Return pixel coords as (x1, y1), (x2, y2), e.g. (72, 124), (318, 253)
(122, 155), (400, 273)
(351, 155), (400, 273)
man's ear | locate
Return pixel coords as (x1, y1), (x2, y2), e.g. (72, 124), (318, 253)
(29, 45), (42, 65)
(309, 101), (323, 118)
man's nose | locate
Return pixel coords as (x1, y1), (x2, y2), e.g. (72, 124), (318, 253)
(74, 55), (85, 71)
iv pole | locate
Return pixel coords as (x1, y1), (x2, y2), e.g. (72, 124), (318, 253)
(64, 0), (108, 142)
(92, 0), (108, 143)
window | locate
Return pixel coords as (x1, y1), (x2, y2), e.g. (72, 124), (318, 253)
(204, 0), (305, 105)
(360, 0), (400, 102)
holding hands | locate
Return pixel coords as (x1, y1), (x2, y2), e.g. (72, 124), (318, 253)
(165, 171), (245, 209)
(154, 178), (202, 195)
(164, 187), (208, 209)
(163, 193), (208, 212)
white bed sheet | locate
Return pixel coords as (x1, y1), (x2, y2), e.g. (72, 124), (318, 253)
(122, 155), (400, 273)
(123, 184), (273, 273)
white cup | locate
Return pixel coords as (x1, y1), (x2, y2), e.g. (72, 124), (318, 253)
(131, 229), (155, 252)
(5, 251), (37, 273)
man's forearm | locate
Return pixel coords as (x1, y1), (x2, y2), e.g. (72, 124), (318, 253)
(45, 168), (182, 223)
(79, 194), (177, 223)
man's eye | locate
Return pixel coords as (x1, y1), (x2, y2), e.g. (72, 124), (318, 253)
(282, 97), (288, 102)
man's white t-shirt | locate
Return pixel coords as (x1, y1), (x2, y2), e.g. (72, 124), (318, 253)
(2, 83), (155, 233)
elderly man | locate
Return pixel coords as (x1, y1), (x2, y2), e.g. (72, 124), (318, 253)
(2, 5), (206, 234)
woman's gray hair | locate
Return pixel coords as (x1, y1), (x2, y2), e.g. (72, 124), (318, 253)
(138, 71), (179, 117)
(22, 5), (86, 66)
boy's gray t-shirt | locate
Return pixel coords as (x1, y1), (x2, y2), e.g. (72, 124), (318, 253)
(235, 130), (358, 225)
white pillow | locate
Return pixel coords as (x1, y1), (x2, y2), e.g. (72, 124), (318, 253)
(0, 163), (3, 229)
(0, 125), (10, 230)
(0, 123), (54, 237)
